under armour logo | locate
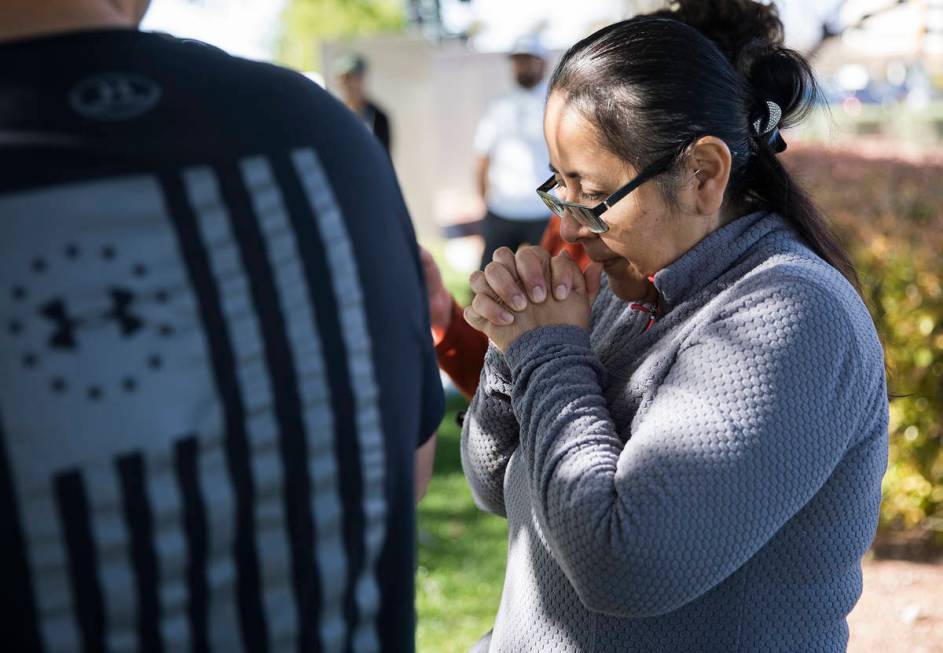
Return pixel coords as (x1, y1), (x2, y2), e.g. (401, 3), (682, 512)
(41, 299), (80, 350)
(7, 245), (177, 401)
(40, 287), (145, 351)
(105, 289), (145, 337)
(69, 73), (162, 122)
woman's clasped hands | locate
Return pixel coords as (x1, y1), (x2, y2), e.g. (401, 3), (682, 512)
(463, 245), (604, 352)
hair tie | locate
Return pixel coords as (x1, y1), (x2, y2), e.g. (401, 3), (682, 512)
(751, 100), (787, 153)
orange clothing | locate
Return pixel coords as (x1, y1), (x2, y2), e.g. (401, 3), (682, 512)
(434, 216), (589, 398)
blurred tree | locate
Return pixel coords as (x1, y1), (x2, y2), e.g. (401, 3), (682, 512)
(277, 0), (406, 72)
(407, 0), (446, 40)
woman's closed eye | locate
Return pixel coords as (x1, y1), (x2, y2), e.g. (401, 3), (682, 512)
(554, 180), (605, 203)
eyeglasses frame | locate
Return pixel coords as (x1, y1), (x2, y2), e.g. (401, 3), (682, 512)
(536, 148), (685, 234)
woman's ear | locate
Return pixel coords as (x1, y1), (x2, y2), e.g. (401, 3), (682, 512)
(686, 136), (732, 217)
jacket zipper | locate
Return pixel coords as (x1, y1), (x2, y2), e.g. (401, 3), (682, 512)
(629, 296), (659, 333)
(629, 276), (660, 332)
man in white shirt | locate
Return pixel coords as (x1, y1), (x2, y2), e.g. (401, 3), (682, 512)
(473, 35), (551, 269)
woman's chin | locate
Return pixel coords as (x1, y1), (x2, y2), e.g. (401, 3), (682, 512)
(602, 258), (652, 302)
(600, 256), (626, 270)
(599, 256), (633, 278)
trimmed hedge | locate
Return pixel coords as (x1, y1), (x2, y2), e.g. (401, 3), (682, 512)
(783, 144), (943, 545)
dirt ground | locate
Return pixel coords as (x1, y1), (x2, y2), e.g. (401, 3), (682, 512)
(848, 558), (943, 653)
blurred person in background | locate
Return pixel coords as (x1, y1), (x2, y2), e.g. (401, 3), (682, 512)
(334, 53), (392, 156)
(474, 34), (552, 270)
(460, 1), (889, 651)
(0, 1), (442, 652)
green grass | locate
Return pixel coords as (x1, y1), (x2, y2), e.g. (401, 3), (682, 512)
(416, 395), (507, 653)
(420, 239), (474, 307)
(415, 243), (503, 651)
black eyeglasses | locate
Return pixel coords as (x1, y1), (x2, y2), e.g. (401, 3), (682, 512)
(536, 149), (682, 234)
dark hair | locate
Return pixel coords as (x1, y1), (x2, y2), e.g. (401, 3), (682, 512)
(548, 0), (859, 290)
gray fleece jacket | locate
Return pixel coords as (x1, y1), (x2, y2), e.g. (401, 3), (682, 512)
(461, 210), (888, 652)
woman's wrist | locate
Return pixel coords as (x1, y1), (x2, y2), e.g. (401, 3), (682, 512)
(504, 324), (591, 376)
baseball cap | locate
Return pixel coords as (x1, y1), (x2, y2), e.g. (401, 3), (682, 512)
(333, 53), (367, 77)
(509, 34), (548, 60)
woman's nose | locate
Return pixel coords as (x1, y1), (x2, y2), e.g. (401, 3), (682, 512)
(559, 209), (594, 244)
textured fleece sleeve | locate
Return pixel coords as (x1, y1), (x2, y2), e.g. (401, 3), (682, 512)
(460, 343), (520, 517)
(502, 278), (875, 618)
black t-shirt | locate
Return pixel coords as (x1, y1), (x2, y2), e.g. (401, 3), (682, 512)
(0, 29), (443, 653)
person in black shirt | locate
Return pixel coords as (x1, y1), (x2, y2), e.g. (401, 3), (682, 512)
(0, 1), (443, 652)
(334, 54), (393, 156)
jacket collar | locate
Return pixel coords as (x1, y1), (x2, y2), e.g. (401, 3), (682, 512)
(651, 210), (789, 310)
